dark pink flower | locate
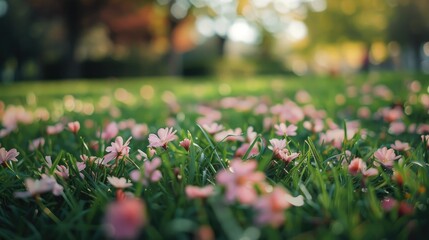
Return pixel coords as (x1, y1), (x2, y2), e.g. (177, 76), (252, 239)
(104, 197), (146, 240)
(67, 121), (80, 134)
(179, 138), (191, 151)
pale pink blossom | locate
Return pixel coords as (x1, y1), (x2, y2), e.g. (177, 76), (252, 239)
(268, 139), (287, 153)
(67, 121), (80, 134)
(185, 185), (214, 199)
(46, 123), (64, 135)
(274, 123), (297, 137)
(390, 140), (410, 151)
(319, 129), (356, 149)
(214, 128), (244, 142)
(179, 138), (191, 151)
(388, 121), (406, 135)
(246, 126), (258, 143)
(148, 127), (177, 148)
(235, 143), (259, 158)
(44, 156), (69, 179)
(253, 186), (304, 227)
(2, 105), (33, 130)
(303, 105), (326, 119)
(76, 162), (86, 178)
(131, 124), (148, 140)
(270, 101), (305, 124)
(103, 136), (132, 164)
(373, 85), (393, 100)
(0, 147), (19, 164)
(101, 122), (119, 140)
(29, 137), (45, 151)
(130, 157), (162, 186)
(373, 147), (401, 168)
(417, 124), (429, 134)
(14, 174), (63, 198)
(303, 119), (324, 133)
(201, 122), (224, 135)
(216, 159), (265, 205)
(118, 119), (136, 130)
(295, 90), (312, 103)
(348, 158), (378, 177)
(104, 197), (146, 240)
(107, 176), (133, 189)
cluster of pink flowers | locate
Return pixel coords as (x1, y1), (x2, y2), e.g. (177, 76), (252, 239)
(15, 174), (63, 198)
(130, 157), (162, 186)
(216, 159), (304, 226)
(269, 139), (300, 163)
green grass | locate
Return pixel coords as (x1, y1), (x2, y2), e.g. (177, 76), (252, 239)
(0, 72), (428, 239)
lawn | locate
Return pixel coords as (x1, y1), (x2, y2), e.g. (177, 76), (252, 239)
(0, 72), (428, 239)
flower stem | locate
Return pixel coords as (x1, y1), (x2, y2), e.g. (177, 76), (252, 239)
(35, 196), (61, 223)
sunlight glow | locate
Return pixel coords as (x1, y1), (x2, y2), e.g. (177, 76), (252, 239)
(227, 19), (260, 44)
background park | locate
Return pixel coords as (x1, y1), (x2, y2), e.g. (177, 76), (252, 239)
(1, 0), (429, 239)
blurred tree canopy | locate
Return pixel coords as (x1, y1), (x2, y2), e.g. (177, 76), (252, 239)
(0, 0), (428, 81)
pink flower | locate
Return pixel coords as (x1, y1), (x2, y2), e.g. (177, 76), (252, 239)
(179, 138), (191, 151)
(103, 136), (132, 164)
(381, 197), (398, 212)
(253, 186), (304, 227)
(104, 197), (146, 240)
(76, 162), (86, 179)
(130, 157), (162, 186)
(131, 124), (148, 140)
(185, 185), (214, 199)
(0, 147), (19, 164)
(14, 174), (63, 198)
(348, 158), (378, 177)
(148, 127), (177, 149)
(46, 123), (64, 135)
(374, 147), (401, 168)
(274, 123), (297, 137)
(235, 143), (259, 158)
(246, 126), (258, 143)
(29, 137), (45, 151)
(303, 119), (324, 133)
(216, 159), (265, 205)
(388, 121), (406, 135)
(44, 156), (69, 179)
(390, 140), (410, 151)
(101, 122), (119, 140)
(357, 106), (371, 119)
(67, 121), (80, 134)
(201, 122), (224, 135)
(214, 128), (244, 142)
(107, 176), (133, 189)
